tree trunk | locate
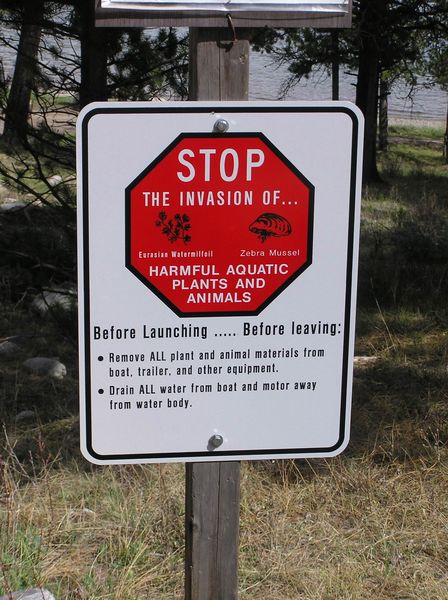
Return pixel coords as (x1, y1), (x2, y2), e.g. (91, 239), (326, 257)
(78, 0), (108, 107)
(356, 41), (380, 182)
(331, 31), (339, 101)
(378, 75), (389, 152)
(356, 0), (386, 183)
(3, 1), (43, 145)
(444, 96), (448, 164)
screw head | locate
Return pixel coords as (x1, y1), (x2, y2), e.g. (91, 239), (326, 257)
(209, 434), (224, 448)
(214, 119), (229, 133)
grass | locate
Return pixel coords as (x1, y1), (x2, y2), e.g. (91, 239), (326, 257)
(1, 450), (447, 598)
(31, 92), (78, 109)
(0, 460), (185, 598)
(239, 459), (448, 599)
(389, 123), (445, 141)
(1, 126), (448, 598)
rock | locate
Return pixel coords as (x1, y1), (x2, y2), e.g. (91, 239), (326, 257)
(23, 357), (67, 380)
(15, 410), (37, 425)
(47, 174), (63, 186)
(0, 589), (56, 600)
(63, 175), (76, 186)
(0, 201), (28, 212)
(353, 356), (379, 370)
(0, 181), (9, 194)
(0, 340), (21, 356)
(31, 288), (76, 315)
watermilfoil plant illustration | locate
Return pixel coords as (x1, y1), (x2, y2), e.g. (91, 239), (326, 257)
(156, 212), (192, 243)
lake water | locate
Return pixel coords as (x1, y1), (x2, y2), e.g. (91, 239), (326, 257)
(250, 52), (446, 123)
(1, 30), (446, 123)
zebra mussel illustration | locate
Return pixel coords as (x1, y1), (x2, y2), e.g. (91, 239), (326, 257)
(249, 213), (292, 243)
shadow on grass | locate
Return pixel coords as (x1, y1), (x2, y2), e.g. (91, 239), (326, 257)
(358, 171), (448, 310)
(350, 360), (448, 459)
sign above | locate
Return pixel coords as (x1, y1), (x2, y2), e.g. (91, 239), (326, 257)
(77, 101), (363, 464)
(101, 0), (349, 12)
(96, 0), (352, 28)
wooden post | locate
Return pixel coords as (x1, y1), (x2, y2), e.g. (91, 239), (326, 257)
(185, 26), (250, 600)
(188, 28), (250, 101)
(185, 462), (241, 599)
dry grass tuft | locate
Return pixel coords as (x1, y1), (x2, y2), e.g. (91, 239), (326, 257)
(239, 457), (448, 599)
(0, 456), (186, 599)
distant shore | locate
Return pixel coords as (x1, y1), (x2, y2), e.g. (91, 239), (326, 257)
(389, 115), (445, 129)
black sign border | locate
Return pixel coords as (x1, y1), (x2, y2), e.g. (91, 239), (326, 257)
(80, 104), (360, 463)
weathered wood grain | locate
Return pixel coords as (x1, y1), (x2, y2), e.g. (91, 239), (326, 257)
(185, 25), (244, 598)
(185, 461), (241, 600)
(189, 28), (250, 101)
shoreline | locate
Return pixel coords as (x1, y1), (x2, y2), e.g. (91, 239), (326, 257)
(389, 115), (445, 129)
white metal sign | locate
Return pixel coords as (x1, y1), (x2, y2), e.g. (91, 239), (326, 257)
(77, 101), (363, 464)
(101, 0), (349, 12)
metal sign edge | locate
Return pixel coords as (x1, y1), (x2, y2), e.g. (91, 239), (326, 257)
(77, 101), (364, 464)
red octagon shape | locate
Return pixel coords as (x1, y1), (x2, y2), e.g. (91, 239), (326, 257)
(126, 133), (314, 316)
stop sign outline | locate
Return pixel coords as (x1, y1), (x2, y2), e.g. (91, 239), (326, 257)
(125, 132), (314, 317)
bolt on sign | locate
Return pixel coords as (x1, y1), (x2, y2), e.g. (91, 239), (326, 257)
(77, 102), (364, 464)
